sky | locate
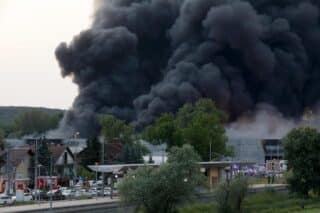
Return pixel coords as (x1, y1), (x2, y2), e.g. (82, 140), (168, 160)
(0, 0), (94, 109)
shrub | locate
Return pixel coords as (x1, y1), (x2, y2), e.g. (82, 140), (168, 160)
(215, 176), (248, 213)
(118, 145), (203, 213)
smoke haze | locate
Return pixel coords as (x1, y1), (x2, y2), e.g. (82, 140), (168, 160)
(55, 0), (320, 136)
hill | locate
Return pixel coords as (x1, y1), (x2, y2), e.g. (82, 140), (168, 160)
(0, 106), (64, 127)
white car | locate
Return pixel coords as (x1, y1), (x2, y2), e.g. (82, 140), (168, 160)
(24, 193), (33, 201)
(61, 189), (72, 197)
(0, 195), (15, 205)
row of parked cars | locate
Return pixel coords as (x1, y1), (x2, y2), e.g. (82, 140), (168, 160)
(0, 193), (33, 205)
(60, 187), (118, 198)
(0, 186), (118, 205)
(32, 189), (66, 201)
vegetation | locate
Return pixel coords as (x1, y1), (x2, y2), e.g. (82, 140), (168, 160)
(12, 110), (62, 136)
(99, 115), (148, 164)
(77, 165), (95, 180)
(0, 129), (5, 150)
(37, 138), (52, 172)
(0, 106), (63, 127)
(118, 144), (203, 213)
(180, 191), (320, 213)
(80, 137), (101, 167)
(214, 176), (248, 213)
(144, 99), (228, 160)
(283, 127), (320, 197)
(118, 142), (149, 164)
(0, 129), (5, 167)
(100, 114), (134, 144)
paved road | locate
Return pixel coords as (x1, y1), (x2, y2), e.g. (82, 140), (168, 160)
(0, 197), (120, 213)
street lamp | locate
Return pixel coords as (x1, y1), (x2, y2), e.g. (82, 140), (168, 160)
(73, 132), (80, 185)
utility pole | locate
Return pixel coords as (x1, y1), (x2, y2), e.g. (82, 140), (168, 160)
(101, 136), (105, 197)
(34, 138), (38, 202)
(5, 149), (9, 195)
(73, 132), (80, 187)
(49, 154), (53, 212)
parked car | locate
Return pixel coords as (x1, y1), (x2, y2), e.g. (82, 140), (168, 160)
(0, 195), (15, 205)
(32, 190), (47, 200)
(46, 190), (66, 200)
(61, 189), (73, 198)
(24, 193), (33, 201)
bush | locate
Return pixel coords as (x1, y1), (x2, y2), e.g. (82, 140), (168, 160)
(215, 176), (248, 213)
(118, 145), (203, 213)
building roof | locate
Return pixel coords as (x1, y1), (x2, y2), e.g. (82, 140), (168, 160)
(199, 161), (255, 168)
(49, 145), (73, 164)
(27, 144), (74, 164)
(4, 139), (25, 147)
(0, 147), (33, 168)
(88, 163), (160, 173)
(88, 161), (255, 173)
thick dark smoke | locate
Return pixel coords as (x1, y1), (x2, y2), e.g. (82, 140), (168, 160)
(55, 0), (320, 136)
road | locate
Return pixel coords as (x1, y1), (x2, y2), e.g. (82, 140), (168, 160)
(0, 197), (126, 213)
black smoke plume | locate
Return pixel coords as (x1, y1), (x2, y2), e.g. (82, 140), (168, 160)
(55, 0), (320, 137)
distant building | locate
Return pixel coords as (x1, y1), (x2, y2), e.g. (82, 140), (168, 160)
(0, 142), (78, 191)
(261, 139), (283, 161)
(199, 161), (255, 191)
(4, 139), (25, 147)
(227, 138), (284, 164)
(0, 147), (34, 193)
(49, 145), (75, 177)
(140, 141), (167, 164)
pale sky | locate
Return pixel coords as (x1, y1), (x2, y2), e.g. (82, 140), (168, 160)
(0, 0), (94, 109)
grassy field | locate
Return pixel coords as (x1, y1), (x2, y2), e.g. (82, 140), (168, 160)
(179, 191), (320, 213)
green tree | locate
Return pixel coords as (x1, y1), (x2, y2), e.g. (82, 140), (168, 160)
(80, 137), (101, 167)
(77, 165), (95, 180)
(118, 142), (149, 164)
(0, 129), (5, 167)
(144, 113), (182, 147)
(38, 138), (51, 173)
(283, 127), (320, 197)
(144, 99), (228, 160)
(215, 176), (248, 213)
(100, 115), (134, 144)
(0, 129), (5, 151)
(13, 110), (61, 136)
(118, 144), (203, 213)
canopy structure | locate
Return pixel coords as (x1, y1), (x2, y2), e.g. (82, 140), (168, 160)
(199, 161), (255, 168)
(88, 163), (160, 174)
(88, 161), (255, 174)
